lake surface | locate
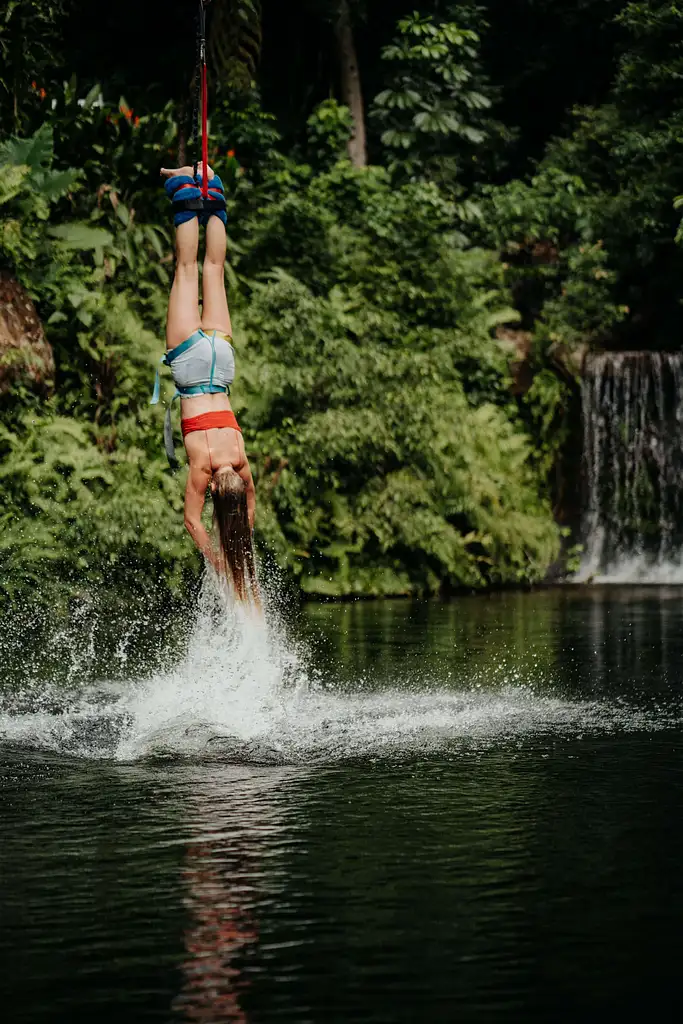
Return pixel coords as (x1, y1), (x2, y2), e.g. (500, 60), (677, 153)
(1, 585), (683, 1021)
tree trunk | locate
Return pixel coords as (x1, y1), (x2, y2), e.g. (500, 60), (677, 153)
(177, 116), (187, 167)
(0, 272), (54, 395)
(335, 0), (367, 168)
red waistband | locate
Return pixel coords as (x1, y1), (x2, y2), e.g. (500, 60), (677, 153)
(181, 410), (242, 438)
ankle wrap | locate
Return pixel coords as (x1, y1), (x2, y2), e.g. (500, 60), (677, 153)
(164, 174), (228, 227)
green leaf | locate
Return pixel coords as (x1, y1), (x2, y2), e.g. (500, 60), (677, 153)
(0, 124), (54, 172)
(0, 163), (29, 205)
(84, 83), (102, 110)
(35, 168), (81, 201)
(48, 224), (113, 250)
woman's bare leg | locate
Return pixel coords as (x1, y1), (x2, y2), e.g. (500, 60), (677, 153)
(166, 217), (202, 349)
(201, 216), (232, 337)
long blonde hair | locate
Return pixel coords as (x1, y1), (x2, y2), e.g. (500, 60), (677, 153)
(212, 466), (260, 605)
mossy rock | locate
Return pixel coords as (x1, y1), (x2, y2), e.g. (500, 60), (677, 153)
(0, 271), (54, 395)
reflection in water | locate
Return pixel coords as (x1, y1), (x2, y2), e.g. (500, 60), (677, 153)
(173, 767), (304, 1023)
(177, 840), (256, 1024)
(562, 586), (683, 703)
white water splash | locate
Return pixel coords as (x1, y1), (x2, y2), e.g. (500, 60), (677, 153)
(0, 576), (678, 762)
(579, 553), (683, 585)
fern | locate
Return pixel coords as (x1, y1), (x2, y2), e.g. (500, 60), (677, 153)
(236, 164), (560, 596)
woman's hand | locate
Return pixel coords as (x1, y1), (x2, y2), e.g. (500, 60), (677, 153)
(204, 546), (223, 575)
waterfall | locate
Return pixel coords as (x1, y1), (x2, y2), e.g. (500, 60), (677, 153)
(578, 351), (683, 582)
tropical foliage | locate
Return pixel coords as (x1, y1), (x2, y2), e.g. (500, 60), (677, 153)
(371, 11), (493, 185)
(2, 0), (681, 603)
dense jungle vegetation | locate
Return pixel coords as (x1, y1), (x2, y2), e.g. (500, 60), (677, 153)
(1, 0), (682, 602)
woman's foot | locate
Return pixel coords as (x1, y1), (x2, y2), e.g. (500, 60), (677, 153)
(160, 162), (215, 181)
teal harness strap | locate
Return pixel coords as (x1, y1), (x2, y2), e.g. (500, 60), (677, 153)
(209, 330), (217, 390)
(151, 333), (201, 408)
(150, 353), (168, 406)
(164, 393), (181, 470)
(176, 384), (228, 396)
(151, 340), (197, 468)
(151, 334), (203, 407)
(164, 333), (199, 364)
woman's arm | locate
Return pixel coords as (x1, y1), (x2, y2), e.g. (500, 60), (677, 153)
(184, 463), (221, 571)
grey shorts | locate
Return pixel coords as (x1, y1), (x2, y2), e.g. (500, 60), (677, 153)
(166, 329), (235, 394)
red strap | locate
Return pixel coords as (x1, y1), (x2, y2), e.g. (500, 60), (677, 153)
(181, 410), (241, 438)
(201, 61), (209, 197)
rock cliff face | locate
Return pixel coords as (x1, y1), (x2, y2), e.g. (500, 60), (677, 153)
(497, 327), (533, 394)
(0, 272), (54, 395)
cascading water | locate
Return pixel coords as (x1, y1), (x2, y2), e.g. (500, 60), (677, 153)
(578, 351), (683, 582)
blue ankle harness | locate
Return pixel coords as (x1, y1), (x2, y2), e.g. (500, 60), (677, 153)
(164, 173), (227, 227)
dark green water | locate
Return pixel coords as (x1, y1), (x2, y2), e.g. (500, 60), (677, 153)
(1, 587), (683, 1021)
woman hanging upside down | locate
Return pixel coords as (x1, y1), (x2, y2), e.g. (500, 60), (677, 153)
(154, 162), (259, 605)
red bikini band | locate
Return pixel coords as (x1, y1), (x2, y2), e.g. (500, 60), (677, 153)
(181, 410), (242, 438)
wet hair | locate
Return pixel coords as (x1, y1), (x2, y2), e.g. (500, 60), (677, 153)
(212, 466), (260, 605)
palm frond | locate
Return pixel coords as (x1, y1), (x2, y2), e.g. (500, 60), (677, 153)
(209, 0), (262, 91)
